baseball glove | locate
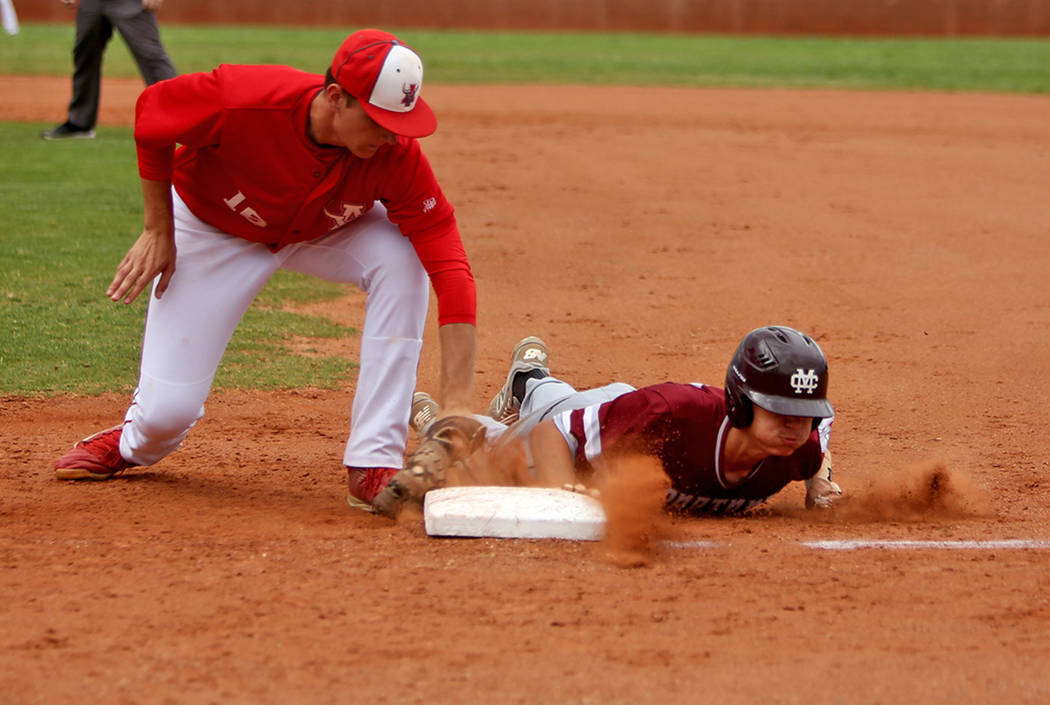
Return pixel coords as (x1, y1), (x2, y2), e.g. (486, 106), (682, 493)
(372, 415), (487, 519)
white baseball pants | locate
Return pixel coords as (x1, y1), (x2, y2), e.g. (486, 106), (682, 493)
(119, 191), (429, 470)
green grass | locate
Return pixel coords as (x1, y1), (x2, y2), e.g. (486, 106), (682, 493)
(0, 123), (356, 396)
(2, 24), (1048, 396)
(2, 23), (1049, 92)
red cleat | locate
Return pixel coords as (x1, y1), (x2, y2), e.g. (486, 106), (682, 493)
(54, 425), (133, 480)
(346, 466), (399, 512)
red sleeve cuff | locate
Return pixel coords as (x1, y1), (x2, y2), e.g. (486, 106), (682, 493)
(137, 144), (175, 181)
(432, 267), (477, 326)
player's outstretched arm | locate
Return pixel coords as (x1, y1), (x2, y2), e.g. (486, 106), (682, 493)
(528, 419), (577, 489)
(438, 322), (476, 415)
(107, 178), (176, 304)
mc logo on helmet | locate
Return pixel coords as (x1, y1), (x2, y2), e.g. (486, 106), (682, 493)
(790, 368), (820, 394)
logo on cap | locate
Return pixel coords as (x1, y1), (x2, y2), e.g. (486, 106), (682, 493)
(790, 368), (820, 394)
(402, 84), (419, 108)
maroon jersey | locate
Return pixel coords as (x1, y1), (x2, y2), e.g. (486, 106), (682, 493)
(555, 383), (827, 515)
(134, 64), (475, 325)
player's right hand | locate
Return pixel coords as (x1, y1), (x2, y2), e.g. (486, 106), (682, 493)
(107, 226), (176, 304)
(562, 483), (601, 499)
(805, 477), (843, 510)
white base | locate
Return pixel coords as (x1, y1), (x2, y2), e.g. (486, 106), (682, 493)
(424, 486), (606, 540)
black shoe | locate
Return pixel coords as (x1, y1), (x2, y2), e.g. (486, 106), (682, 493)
(41, 122), (96, 140)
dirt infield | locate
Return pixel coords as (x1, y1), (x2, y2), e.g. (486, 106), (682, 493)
(3, 76), (1050, 704)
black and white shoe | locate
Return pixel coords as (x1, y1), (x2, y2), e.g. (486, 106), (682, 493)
(41, 121), (96, 140)
(410, 392), (440, 435)
(487, 336), (550, 424)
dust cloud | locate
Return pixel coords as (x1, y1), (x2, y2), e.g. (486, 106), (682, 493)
(594, 454), (672, 568)
(833, 458), (993, 521)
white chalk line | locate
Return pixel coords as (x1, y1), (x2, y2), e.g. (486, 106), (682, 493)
(804, 539), (1050, 551)
(663, 539), (1050, 551)
(662, 540), (718, 549)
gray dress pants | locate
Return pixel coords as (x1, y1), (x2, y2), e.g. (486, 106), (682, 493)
(68, 0), (176, 128)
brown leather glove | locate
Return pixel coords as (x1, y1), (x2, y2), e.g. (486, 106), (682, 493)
(372, 416), (487, 519)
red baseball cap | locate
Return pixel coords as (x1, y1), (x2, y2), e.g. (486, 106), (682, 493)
(330, 29), (437, 138)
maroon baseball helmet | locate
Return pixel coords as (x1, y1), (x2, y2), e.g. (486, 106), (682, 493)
(725, 325), (833, 428)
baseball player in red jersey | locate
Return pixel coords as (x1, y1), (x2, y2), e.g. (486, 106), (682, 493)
(53, 29), (477, 512)
(417, 326), (841, 514)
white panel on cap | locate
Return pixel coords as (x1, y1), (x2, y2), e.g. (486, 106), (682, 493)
(368, 44), (424, 114)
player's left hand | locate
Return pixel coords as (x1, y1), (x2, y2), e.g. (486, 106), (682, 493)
(805, 477), (843, 510)
(372, 415), (486, 518)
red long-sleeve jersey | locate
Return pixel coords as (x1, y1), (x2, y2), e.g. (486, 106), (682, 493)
(554, 382), (829, 515)
(134, 64), (475, 325)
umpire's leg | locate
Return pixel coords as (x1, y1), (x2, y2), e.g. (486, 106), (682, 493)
(111, 5), (176, 85)
(67, 0), (110, 129)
